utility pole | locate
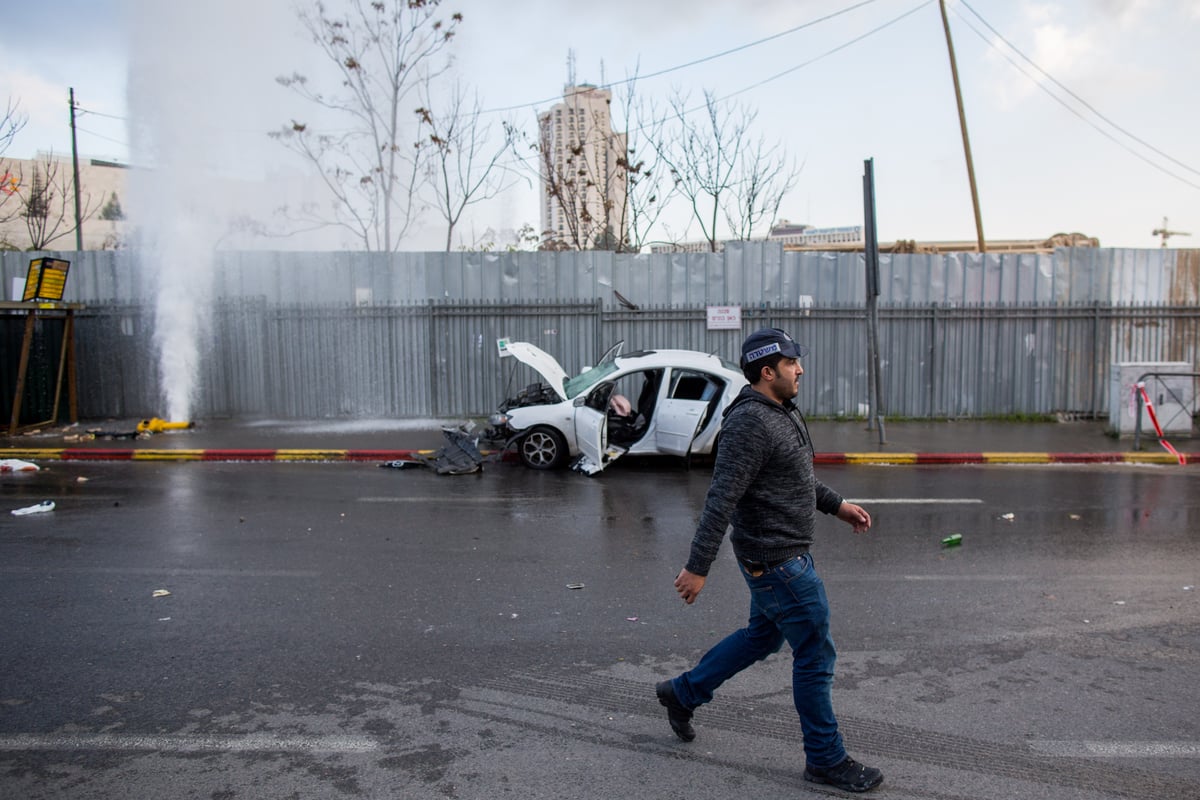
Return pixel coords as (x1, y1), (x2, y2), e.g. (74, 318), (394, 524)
(69, 88), (83, 251)
(938, 0), (986, 253)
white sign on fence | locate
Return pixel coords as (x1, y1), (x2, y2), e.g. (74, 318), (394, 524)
(706, 305), (742, 330)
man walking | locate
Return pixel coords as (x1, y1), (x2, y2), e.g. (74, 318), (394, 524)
(656, 327), (883, 793)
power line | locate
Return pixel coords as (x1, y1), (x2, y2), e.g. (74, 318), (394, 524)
(75, 126), (129, 150)
(952, 1), (1200, 192)
(958, 0), (1200, 180)
(76, 106), (127, 122)
(714, 1), (932, 104)
(480, 0), (887, 114)
(607, 1), (930, 143)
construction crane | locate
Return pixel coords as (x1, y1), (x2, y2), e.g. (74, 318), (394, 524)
(1152, 216), (1190, 247)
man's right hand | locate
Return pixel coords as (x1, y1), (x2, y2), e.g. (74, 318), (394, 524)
(674, 568), (706, 605)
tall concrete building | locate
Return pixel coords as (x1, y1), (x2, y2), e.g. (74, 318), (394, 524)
(538, 85), (627, 249)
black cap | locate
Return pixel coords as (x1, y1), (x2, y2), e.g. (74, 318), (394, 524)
(740, 327), (808, 367)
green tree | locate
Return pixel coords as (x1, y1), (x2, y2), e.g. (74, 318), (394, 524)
(99, 191), (125, 221)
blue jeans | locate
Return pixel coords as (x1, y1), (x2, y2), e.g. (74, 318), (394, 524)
(671, 553), (846, 768)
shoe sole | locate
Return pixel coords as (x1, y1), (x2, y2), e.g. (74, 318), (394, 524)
(803, 771), (883, 793)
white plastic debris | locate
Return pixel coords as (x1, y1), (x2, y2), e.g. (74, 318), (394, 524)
(11, 500), (54, 516)
(0, 459), (39, 473)
(999, 513), (1015, 521)
(152, 589), (171, 598)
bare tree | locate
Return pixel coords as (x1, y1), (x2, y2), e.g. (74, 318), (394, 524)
(657, 90), (797, 251)
(724, 137), (800, 242)
(416, 82), (517, 251)
(611, 72), (674, 252)
(1, 97), (25, 156)
(271, 0), (462, 251)
(0, 97), (29, 228)
(7, 153), (100, 250)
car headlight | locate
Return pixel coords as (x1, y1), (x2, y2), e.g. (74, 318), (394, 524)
(488, 412), (510, 428)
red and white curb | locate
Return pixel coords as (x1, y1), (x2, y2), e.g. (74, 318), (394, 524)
(0, 448), (1191, 465)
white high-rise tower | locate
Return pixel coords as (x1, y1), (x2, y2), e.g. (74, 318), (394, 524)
(538, 84), (627, 249)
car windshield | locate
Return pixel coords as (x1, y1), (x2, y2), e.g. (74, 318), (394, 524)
(563, 341), (624, 399)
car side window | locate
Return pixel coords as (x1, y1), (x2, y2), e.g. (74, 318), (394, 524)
(669, 370), (719, 401)
(669, 370), (726, 431)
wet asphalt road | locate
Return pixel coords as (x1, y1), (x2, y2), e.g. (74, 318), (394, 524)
(1, 458), (1198, 800)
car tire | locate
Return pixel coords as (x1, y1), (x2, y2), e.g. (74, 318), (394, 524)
(518, 426), (568, 470)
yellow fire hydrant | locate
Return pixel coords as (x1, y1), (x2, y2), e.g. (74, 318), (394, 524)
(136, 418), (194, 433)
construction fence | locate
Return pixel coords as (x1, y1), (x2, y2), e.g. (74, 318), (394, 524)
(2, 244), (1197, 423)
(65, 299), (1200, 421)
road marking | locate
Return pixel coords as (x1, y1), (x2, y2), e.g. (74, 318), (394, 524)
(359, 496), (521, 503)
(0, 733), (379, 754)
(0, 567), (319, 578)
(848, 498), (984, 504)
(1030, 740), (1200, 758)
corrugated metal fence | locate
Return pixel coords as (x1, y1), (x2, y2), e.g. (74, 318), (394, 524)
(3, 245), (1197, 420)
(61, 299), (1200, 420)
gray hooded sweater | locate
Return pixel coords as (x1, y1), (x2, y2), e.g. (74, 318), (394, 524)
(685, 385), (844, 576)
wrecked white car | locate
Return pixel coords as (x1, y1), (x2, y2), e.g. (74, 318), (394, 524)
(486, 341), (748, 473)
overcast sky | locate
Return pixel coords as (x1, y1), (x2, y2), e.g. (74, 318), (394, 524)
(5, 0), (1199, 250)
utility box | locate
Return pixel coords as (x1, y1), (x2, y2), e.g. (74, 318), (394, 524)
(1108, 362), (1196, 437)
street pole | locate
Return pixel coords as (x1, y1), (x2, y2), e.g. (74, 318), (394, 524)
(863, 158), (886, 445)
(938, 0), (986, 253)
(69, 88), (83, 251)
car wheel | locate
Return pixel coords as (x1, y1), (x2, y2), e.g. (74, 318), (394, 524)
(518, 426), (568, 470)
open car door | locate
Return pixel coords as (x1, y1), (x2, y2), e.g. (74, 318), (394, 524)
(573, 383), (626, 475)
(654, 398), (710, 456)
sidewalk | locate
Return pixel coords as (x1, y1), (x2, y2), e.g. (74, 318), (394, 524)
(2, 417), (1196, 465)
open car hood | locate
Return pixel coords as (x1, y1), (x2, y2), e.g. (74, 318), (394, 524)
(505, 342), (570, 401)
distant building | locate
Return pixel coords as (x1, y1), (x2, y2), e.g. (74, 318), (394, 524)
(769, 220), (863, 247)
(649, 220), (1098, 254)
(0, 153), (129, 252)
(649, 221), (864, 253)
(538, 85), (627, 249)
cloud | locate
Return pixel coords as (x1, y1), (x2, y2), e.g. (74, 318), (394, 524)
(1087, 0), (1154, 28)
(0, 68), (76, 157)
(981, 1), (1159, 110)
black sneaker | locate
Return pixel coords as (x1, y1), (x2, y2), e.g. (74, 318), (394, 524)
(804, 757), (883, 793)
(654, 680), (695, 742)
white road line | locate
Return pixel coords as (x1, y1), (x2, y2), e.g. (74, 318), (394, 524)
(1030, 740), (1200, 758)
(0, 733), (379, 754)
(848, 498), (984, 504)
(0, 567), (319, 578)
(358, 496), (505, 503)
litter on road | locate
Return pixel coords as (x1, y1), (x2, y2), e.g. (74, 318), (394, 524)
(11, 500), (54, 516)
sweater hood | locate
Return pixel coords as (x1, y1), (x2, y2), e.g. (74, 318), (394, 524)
(723, 385), (789, 418)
